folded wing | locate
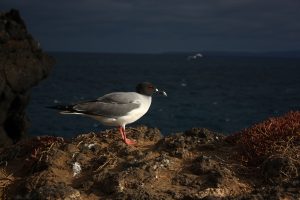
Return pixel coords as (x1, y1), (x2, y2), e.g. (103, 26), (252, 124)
(73, 92), (141, 117)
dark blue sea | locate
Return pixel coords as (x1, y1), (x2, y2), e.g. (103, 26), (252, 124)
(27, 52), (300, 138)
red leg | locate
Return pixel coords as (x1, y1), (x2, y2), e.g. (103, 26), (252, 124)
(119, 126), (125, 140)
(121, 126), (136, 145)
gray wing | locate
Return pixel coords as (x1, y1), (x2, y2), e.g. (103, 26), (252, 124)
(72, 92), (141, 117)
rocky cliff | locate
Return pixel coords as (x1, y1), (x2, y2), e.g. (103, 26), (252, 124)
(0, 9), (54, 146)
(0, 112), (299, 199)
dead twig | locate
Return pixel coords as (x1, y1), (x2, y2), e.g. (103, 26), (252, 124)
(94, 154), (117, 172)
(76, 141), (83, 148)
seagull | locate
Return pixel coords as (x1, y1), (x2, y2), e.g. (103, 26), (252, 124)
(49, 82), (167, 145)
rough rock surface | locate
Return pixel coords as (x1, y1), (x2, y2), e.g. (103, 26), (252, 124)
(0, 9), (54, 145)
(0, 125), (299, 199)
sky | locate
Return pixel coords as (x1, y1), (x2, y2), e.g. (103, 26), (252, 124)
(1, 0), (300, 53)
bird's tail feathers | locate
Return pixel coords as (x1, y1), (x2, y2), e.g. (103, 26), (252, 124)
(59, 111), (83, 115)
(46, 105), (77, 114)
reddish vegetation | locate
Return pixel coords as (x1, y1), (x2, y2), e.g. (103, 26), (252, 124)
(228, 111), (300, 166)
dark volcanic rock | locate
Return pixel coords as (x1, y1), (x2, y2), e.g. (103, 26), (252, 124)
(157, 128), (224, 158)
(261, 154), (298, 184)
(1, 124), (300, 199)
(31, 183), (81, 200)
(0, 9), (54, 146)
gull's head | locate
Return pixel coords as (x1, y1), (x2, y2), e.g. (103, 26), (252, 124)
(136, 82), (167, 97)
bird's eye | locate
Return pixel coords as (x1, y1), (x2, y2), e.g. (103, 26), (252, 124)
(148, 85), (154, 89)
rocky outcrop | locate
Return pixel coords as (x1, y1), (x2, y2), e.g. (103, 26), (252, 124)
(0, 119), (299, 199)
(0, 9), (54, 146)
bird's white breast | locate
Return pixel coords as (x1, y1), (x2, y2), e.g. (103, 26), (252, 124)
(118, 94), (152, 125)
(92, 94), (152, 127)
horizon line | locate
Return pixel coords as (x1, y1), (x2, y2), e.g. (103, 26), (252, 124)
(45, 50), (300, 58)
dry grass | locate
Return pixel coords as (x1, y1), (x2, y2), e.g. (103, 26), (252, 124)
(0, 168), (15, 199)
(16, 136), (65, 174)
(227, 111), (300, 166)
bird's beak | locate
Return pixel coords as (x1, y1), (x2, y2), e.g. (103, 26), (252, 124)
(155, 88), (167, 97)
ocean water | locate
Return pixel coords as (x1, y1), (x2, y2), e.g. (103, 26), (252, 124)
(27, 52), (300, 138)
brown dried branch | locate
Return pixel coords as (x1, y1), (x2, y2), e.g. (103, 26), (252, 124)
(227, 111), (300, 166)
